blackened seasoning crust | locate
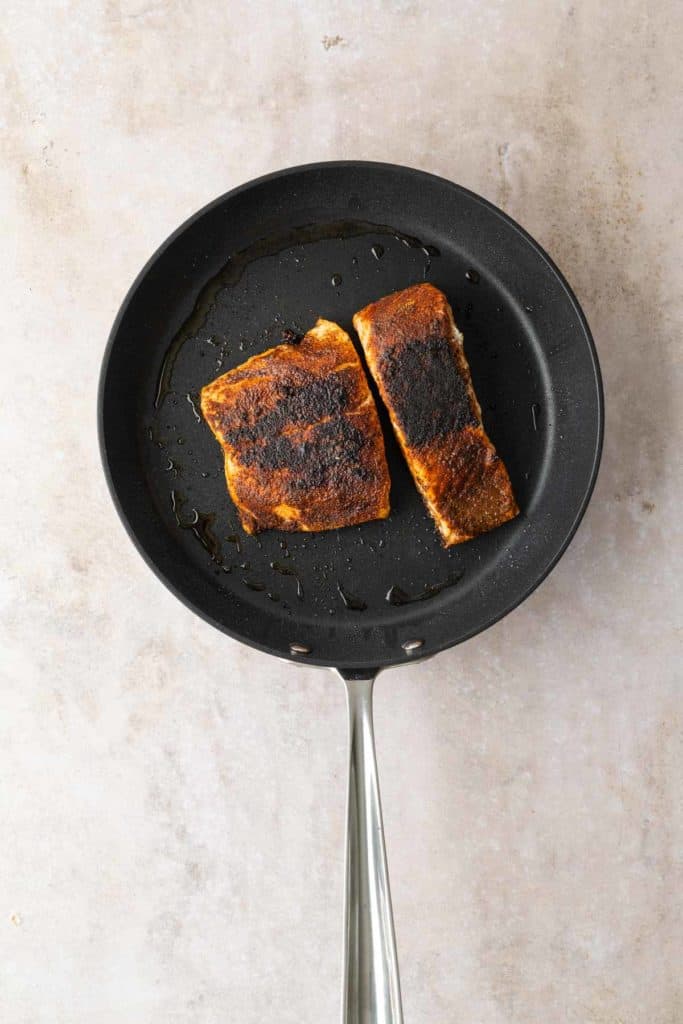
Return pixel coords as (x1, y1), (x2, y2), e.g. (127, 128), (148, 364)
(353, 283), (518, 546)
(241, 418), (366, 489)
(200, 318), (390, 534)
(221, 377), (347, 446)
(378, 335), (476, 447)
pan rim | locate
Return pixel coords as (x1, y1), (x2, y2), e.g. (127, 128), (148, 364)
(98, 160), (604, 670)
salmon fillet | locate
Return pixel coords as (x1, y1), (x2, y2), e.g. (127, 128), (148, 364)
(200, 319), (390, 534)
(353, 283), (518, 545)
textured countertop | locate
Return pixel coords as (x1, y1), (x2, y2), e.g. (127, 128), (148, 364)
(2, 2), (681, 1021)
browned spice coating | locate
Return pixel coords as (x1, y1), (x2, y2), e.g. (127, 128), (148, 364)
(353, 283), (518, 545)
(200, 319), (390, 534)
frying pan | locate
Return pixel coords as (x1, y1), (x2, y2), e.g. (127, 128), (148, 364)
(99, 161), (603, 1023)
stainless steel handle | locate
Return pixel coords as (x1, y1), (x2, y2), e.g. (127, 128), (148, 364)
(341, 674), (403, 1024)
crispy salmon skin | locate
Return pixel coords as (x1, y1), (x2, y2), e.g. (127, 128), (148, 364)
(353, 283), (518, 545)
(200, 319), (390, 534)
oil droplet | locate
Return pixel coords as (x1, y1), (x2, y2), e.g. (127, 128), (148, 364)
(465, 268), (480, 284)
(271, 561), (304, 599)
(331, 273), (343, 287)
(337, 582), (367, 611)
(371, 244), (384, 260)
(386, 572), (463, 606)
(420, 244), (440, 279)
(172, 494), (223, 563)
(186, 393), (201, 422)
(189, 513), (221, 560)
(524, 304), (534, 313)
(147, 424), (166, 449)
(238, 340), (246, 351)
(226, 534), (242, 553)
(213, 339), (229, 370)
(243, 579), (265, 592)
(531, 402), (541, 431)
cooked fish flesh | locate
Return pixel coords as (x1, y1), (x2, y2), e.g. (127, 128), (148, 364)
(353, 283), (518, 545)
(200, 319), (390, 534)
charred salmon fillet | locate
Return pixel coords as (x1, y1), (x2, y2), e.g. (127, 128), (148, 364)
(200, 319), (390, 534)
(353, 283), (518, 545)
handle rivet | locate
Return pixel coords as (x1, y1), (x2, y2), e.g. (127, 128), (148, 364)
(289, 642), (311, 655)
(401, 639), (424, 653)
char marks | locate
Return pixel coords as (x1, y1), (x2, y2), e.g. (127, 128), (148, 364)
(240, 418), (367, 489)
(378, 335), (476, 447)
(219, 375), (348, 448)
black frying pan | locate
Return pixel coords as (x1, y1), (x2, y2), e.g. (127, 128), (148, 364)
(99, 162), (603, 1021)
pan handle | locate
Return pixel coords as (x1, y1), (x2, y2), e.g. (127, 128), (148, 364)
(339, 671), (403, 1024)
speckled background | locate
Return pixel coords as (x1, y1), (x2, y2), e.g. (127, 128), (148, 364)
(1, 2), (681, 1022)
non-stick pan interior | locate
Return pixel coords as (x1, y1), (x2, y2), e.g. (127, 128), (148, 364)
(99, 163), (602, 669)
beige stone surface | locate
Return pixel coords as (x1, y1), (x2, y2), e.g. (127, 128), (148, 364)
(1, 1), (681, 1021)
